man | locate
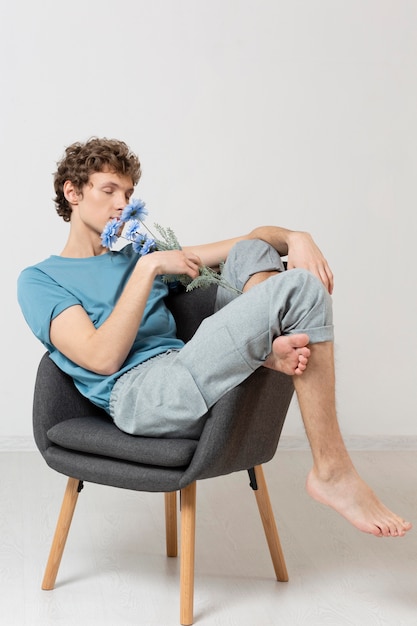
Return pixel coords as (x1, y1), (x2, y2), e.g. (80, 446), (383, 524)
(18, 137), (411, 538)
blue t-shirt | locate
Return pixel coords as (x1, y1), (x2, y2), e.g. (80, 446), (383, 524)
(17, 245), (184, 412)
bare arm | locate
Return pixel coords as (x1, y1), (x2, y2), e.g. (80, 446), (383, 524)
(50, 249), (202, 375)
(184, 225), (334, 294)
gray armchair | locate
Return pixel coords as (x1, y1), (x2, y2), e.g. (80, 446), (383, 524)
(32, 285), (294, 625)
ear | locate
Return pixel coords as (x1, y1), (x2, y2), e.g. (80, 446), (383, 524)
(63, 180), (80, 206)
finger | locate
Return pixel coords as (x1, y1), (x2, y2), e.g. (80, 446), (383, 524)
(316, 264), (334, 295)
(188, 253), (202, 266)
(185, 257), (201, 277)
(323, 265), (334, 295)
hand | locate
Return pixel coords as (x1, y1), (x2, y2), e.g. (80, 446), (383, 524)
(286, 231), (334, 294)
(139, 249), (202, 280)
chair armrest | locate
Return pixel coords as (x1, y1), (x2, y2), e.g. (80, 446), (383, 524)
(32, 353), (108, 455)
(180, 367), (294, 487)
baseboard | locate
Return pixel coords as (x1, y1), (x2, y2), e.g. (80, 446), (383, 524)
(279, 435), (417, 451)
(1, 435), (417, 452)
(0, 437), (37, 451)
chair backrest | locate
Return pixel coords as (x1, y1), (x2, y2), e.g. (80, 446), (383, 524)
(165, 284), (218, 341)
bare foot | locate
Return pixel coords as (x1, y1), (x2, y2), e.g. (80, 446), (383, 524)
(264, 333), (311, 375)
(306, 466), (412, 537)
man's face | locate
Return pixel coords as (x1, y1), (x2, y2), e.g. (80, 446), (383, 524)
(72, 170), (135, 232)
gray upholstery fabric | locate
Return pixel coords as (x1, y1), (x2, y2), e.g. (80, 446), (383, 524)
(32, 285), (294, 492)
(44, 447), (186, 492)
(165, 284), (218, 342)
(181, 367), (292, 486)
(47, 417), (197, 467)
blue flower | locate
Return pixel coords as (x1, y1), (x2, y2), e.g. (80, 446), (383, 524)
(124, 219), (141, 240)
(131, 233), (144, 253)
(141, 236), (156, 255)
(121, 198), (148, 223)
(101, 218), (121, 248)
(132, 233), (156, 256)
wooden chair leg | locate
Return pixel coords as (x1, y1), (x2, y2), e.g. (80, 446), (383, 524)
(42, 476), (81, 590)
(165, 491), (178, 557)
(252, 465), (288, 582)
(179, 481), (196, 626)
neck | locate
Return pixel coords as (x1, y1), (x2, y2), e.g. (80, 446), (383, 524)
(60, 230), (108, 258)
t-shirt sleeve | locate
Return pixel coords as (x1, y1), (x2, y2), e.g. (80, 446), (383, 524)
(17, 266), (81, 348)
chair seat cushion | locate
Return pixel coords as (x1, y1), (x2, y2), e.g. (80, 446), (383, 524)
(47, 416), (198, 467)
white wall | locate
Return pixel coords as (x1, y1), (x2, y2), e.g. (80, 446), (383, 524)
(2, 0), (416, 442)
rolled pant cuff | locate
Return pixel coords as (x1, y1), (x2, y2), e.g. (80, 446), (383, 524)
(289, 324), (334, 344)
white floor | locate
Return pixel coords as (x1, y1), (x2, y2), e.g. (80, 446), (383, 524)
(2, 449), (417, 626)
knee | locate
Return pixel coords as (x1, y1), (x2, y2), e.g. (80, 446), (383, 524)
(281, 268), (333, 321)
(224, 239), (285, 291)
(283, 267), (328, 296)
(229, 238), (281, 264)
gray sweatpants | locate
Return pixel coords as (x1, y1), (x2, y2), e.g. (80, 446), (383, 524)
(110, 240), (334, 438)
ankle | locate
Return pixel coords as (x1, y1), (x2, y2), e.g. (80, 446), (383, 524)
(311, 456), (355, 483)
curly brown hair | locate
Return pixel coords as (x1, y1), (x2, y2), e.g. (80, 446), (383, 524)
(53, 137), (142, 221)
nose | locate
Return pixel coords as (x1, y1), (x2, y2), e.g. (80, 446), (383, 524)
(115, 191), (128, 211)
